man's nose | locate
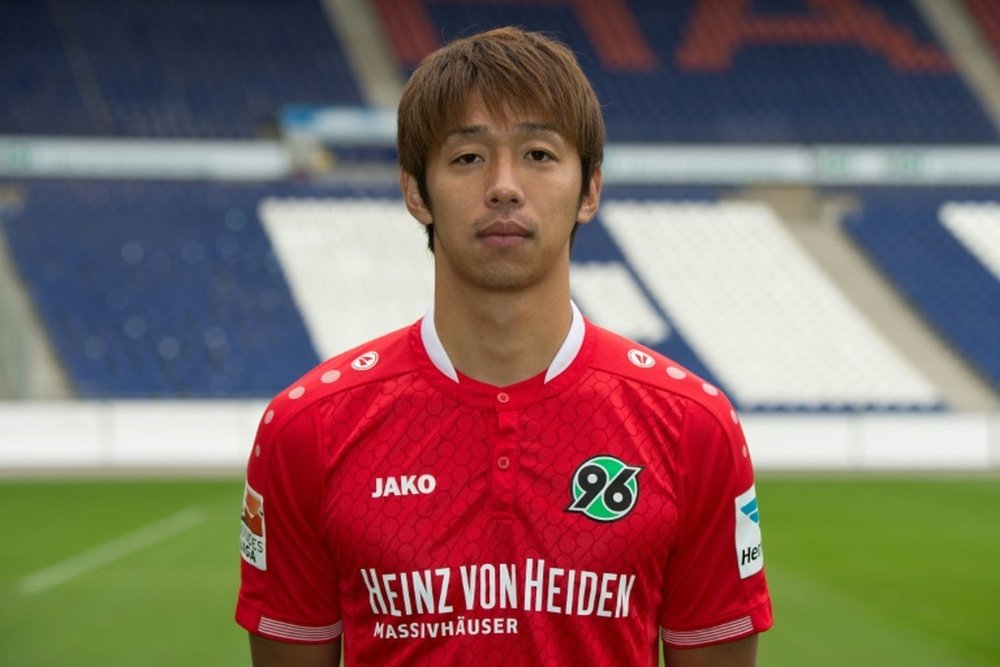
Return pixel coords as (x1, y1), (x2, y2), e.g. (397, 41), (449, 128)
(485, 154), (523, 207)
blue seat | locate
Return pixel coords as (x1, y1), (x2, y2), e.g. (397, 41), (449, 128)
(0, 0), (364, 137)
(408, 0), (999, 143)
(843, 187), (1000, 390)
(1, 181), (320, 396)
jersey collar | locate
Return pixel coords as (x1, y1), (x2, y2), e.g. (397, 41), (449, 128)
(420, 301), (586, 385)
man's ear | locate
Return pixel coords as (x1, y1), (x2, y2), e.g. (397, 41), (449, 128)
(577, 167), (602, 224)
(400, 170), (433, 227)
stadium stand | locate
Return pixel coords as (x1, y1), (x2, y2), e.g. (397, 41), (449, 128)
(0, 179), (953, 411)
(0, 181), (319, 396)
(2, 0), (996, 143)
(843, 188), (1000, 391)
(0, 0), (362, 137)
(594, 193), (943, 410)
(962, 0), (1000, 62)
(374, 0), (1000, 143)
(0, 0), (998, 412)
(0, 2), (94, 135)
(257, 189), (433, 359)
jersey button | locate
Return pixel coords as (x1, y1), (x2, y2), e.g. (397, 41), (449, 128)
(496, 392), (510, 404)
(497, 456), (511, 470)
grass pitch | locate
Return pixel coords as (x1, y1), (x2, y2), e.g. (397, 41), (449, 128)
(0, 476), (997, 666)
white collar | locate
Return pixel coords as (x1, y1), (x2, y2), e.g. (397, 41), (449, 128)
(420, 301), (585, 385)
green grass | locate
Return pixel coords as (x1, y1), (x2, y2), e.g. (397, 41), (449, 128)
(757, 476), (1000, 667)
(0, 476), (997, 666)
(0, 478), (249, 666)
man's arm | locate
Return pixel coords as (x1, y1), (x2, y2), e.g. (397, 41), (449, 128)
(664, 634), (758, 667)
(249, 634), (341, 667)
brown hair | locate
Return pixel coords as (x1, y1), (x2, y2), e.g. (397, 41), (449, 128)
(397, 26), (605, 249)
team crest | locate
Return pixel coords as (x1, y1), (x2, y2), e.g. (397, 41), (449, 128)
(567, 456), (642, 522)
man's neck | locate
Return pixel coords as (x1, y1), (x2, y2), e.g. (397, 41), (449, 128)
(433, 287), (574, 387)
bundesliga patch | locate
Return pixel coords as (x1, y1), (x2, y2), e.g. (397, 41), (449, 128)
(567, 455), (642, 522)
(240, 483), (267, 571)
(735, 485), (763, 579)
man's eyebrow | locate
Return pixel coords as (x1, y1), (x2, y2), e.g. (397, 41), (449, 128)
(516, 121), (559, 134)
(444, 124), (488, 140)
(443, 122), (560, 140)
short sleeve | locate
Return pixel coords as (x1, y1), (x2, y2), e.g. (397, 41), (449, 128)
(658, 401), (773, 648)
(235, 405), (343, 644)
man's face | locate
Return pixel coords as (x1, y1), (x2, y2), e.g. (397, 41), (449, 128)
(403, 97), (601, 294)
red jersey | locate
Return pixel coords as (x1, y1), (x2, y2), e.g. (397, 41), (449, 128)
(236, 306), (772, 665)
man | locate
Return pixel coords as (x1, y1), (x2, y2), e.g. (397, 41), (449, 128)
(236, 27), (772, 666)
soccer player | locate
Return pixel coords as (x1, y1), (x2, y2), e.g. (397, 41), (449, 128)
(236, 26), (772, 666)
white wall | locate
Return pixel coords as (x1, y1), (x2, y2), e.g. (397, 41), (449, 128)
(0, 401), (265, 472)
(742, 412), (1000, 471)
(0, 401), (997, 473)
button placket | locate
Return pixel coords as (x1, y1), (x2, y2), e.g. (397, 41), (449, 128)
(491, 409), (519, 516)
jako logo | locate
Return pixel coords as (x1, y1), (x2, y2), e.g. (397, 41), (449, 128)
(352, 351), (379, 371)
(627, 349), (655, 369)
(372, 474), (436, 498)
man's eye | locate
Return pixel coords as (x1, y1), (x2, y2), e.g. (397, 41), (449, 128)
(454, 154), (481, 164)
(526, 149), (553, 162)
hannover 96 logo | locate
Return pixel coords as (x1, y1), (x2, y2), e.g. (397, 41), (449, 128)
(567, 456), (642, 522)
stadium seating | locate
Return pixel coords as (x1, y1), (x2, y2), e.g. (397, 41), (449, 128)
(843, 188), (1000, 391)
(3, 0), (997, 143)
(0, 2), (94, 135)
(0, 0), (362, 137)
(581, 188), (943, 411)
(1, 2), (998, 410)
(1, 180), (956, 411)
(0, 181), (320, 396)
(962, 0), (1000, 63)
(376, 0), (1000, 143)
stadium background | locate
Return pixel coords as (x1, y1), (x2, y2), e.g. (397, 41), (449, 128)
(0, 0), (998, 665)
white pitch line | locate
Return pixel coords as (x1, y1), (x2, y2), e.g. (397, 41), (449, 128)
(18, 506), (205, 596)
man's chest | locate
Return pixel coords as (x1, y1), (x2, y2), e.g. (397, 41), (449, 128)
(318, 399), (682, 581)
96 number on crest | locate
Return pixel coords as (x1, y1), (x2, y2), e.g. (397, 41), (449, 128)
(567, 456), (642, 522)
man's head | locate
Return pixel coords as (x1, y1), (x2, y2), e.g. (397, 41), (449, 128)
(397, 26), (605, 250)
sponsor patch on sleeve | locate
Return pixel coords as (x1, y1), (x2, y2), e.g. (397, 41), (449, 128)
(734, 485), (763, 579)
(240, 483), (267, 571)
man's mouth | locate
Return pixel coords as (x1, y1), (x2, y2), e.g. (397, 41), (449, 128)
(478, 220), (531, 246)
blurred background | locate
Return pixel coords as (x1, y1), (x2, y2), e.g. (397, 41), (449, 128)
(0, 0), (998, 665)
(1, 0), (998, 467)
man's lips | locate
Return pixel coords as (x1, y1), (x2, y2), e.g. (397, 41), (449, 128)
(478, 220), (531, 248)
(478, 220), (531, 239)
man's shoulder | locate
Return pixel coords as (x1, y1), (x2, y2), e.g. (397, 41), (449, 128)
(256, 323), (417, 436)
(586, 322), (739, 425)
